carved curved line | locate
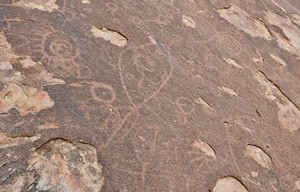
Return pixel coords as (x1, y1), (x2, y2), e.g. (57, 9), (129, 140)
(117, 48), (136, 107)
(104, 42), (174, 149)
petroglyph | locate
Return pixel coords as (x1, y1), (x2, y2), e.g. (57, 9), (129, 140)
(13, 27), (84, 78)
(192, 140), (216, 159)
(118, 44), (172, 106)
(70, 81), (116, 104)
(176, 97), (195, 114)
(182, 15), (196, 28)
(246, 145), (272, 169)
(0, 133), (40, 148)
(2, 0), (300, 191)
(15, 0), (59, 12)
(213, 177), (248, 192)
(223, 57), (244, 69)
(217, 5), (272, 40)
(43, 31), (82, 77)
(0, 32), (64, 115)
(90, 82), (116, 104)
(217, 32), (242, 55)
(255, 71), (300, 132)
(91, 27), (128, 47)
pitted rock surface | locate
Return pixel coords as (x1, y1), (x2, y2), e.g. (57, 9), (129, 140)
(0, 0), (300, 191)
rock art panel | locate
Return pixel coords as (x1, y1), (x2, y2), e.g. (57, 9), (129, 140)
(213, 177), (248, 192)
(217, 32), (242, 55)
(1, 0), (300, 191)
(176, 97), (195, 114)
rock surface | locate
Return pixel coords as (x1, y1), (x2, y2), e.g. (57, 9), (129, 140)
(0, 0), (300, 191)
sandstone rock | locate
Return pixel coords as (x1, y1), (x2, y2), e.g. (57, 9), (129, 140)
(0, 0), (299, 191)
(1, 139), (104, 192)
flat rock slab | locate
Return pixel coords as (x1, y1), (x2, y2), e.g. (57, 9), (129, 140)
(0, 0), (300, 191)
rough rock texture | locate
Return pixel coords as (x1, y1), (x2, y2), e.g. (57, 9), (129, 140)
(1, 139), (104, 191)
(0, 0), (300, 191)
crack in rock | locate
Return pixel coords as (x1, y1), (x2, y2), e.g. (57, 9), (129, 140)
(217, 4), (272, 40)
(91, 27), (128, 47)
(255, 71), (300, 132)
(265, 10), (300, 58)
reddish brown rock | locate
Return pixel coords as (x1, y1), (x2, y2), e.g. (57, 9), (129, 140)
(0, 0), (300, 191)
(1, 139), (104, 192)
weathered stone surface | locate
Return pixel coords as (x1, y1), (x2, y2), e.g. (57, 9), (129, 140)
(1, 139), (104, 192)
(0, 0), (300, 191)
(213, 176), (248, 192)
